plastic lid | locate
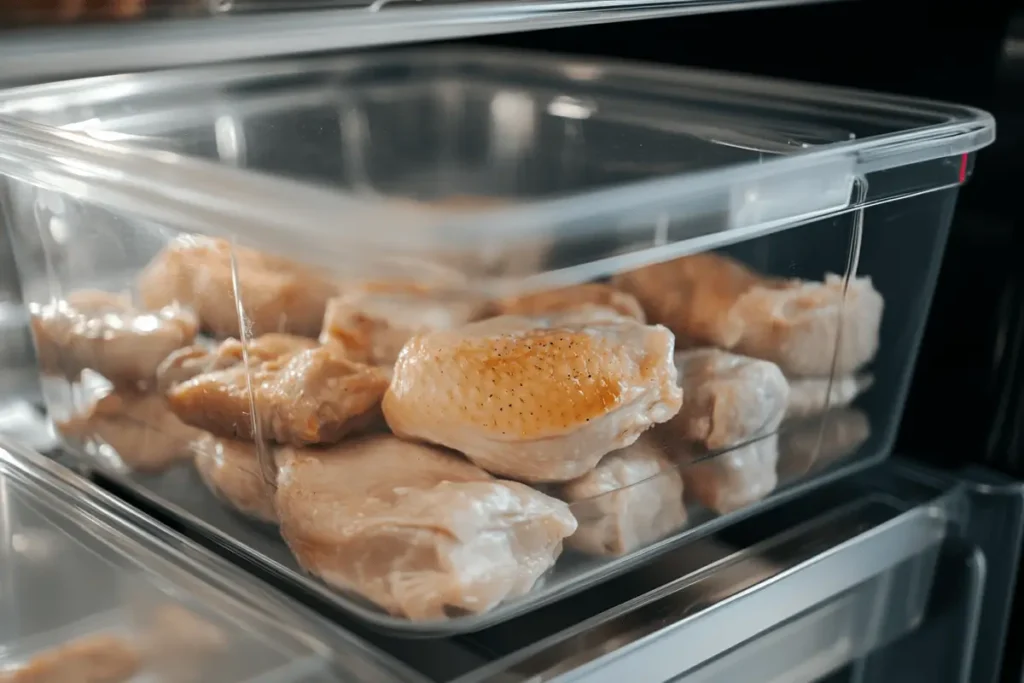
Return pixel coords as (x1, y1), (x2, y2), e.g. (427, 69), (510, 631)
(0, 49), (995, 295)
(0, 438), (365, 683)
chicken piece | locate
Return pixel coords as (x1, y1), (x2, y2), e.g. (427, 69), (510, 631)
(320, 286), (487, 366)
(786, 375), (873, 419)
(193, 434), (278, 523)
(275, 435), (577, 620)
(492, 283), (646, 323)
(0, 635), (140, 683)
(558, 437), (686, 556)
(30, 290), (198, 389)
(778, 408), (871, 479)
(168, 346), (389, 447)
(2, 0), (145, 25)
(664, 349), (789, 451)
(136, 603), (230, 683)
(679, 435), (779, 515)
(383, 314), (683, 483)
(156, 334), (317, 393)
(56, 391), (204, 473)
(138, 237), (339, 338)
(613, 252), (884, 376)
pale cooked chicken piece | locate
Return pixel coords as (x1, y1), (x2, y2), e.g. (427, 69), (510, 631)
(193, 434), (278, 523)
(613, 252), (884, 376)
(383, 314), (683, 483)
(0, 635), (140, 683)
(56, 391), (204, 473)
(320, 286), (488, 366)
(492, 283), (646, 323)
(778, 408), (871, 479)
(664, 349), (789, 451)
(138, 236), (339, 339)
(786, 375), (873, 419)
(275, 435), (577, 620)
(558, 436), (686, 556)
(167, 346), (389, 446)
(136, 603), (230, 683)
(30, 290), (198, 389)
(156, 334), (317, 393)
(679, 435), (779, 515)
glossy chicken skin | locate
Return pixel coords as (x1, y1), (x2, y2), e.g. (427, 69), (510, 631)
(383, 314), (683, 483)
(320, 286), (487, 366)
(613, 252), (884, 376)
(156, 333), (317, 393)
(492, 283), (646, 322)
(667, 349), (789, 450)
(193, 434), (278, 523)
(57, 391), (204, 474)
(275, 435), (577, 620)
(558, 436), (686, 556)
(30, 290), (197, 389)
(138, 237), (338, 339)
(167, 346), (389, 447)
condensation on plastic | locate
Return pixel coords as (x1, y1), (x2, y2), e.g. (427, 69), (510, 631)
(0, 49), (994, 633)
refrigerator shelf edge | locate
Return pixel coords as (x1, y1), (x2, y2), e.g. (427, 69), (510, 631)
(0, 0), (852, 83)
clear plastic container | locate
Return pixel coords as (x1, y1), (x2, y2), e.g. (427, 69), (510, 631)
(0, 48), (994, 633)
(0, 436), (349, 683)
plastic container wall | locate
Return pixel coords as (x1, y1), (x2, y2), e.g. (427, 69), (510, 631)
(0, 50), (993, 632)
(0, 439), (345, 683)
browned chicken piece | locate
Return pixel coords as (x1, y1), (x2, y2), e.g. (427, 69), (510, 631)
(275, 435), (577, 620)
(193, 434), (278, 523)
(30, 290), (198, 389)
(664, 349), (789, 451)
(138, 237), (339, 339)
(156, 333), (318, 393)
(679, 434), (779, 515)
(1, 0), (145, 25)
(778, 408), (871, 479)
(558, 436), (686, 556)
(167, 346), (389, 447)
(613, 252), (884, 377)
(0, 634), (140, 683)
(785, 375), (873, 419)
(383, 314), (683, 483)
(492, 283), (646, 323)
(56, 392), (204, 473)
(320, 286), (488, 366)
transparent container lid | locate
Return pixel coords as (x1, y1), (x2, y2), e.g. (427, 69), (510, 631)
(0, 437), (373, 683)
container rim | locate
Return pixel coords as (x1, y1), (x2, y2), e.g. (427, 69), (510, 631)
(0, 47), (996, 272)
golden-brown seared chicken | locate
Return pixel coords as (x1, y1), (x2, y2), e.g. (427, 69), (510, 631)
(193, 434), (278, 523)
(156, 334), (317, 393)
(492, 283), (646, 323)
(167, 346), (389, 447)
(678, 435), (779, 515)
(275, 435), (577, 620)
(785, 375), (873, 419)
(558, 436), (685, 556)
(383, 314), (682, 483)
(320, 286), (488, 367)
(613, 252), (884, 376)
(0, 635), (140, 683)
(30, 290), (197, 389)
(665, 349), (789, 451)
(56, 392), (203, 473)
(138, 237), (338, 339)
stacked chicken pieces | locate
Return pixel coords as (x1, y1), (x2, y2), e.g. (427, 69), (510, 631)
(34, 231), (881, 622)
